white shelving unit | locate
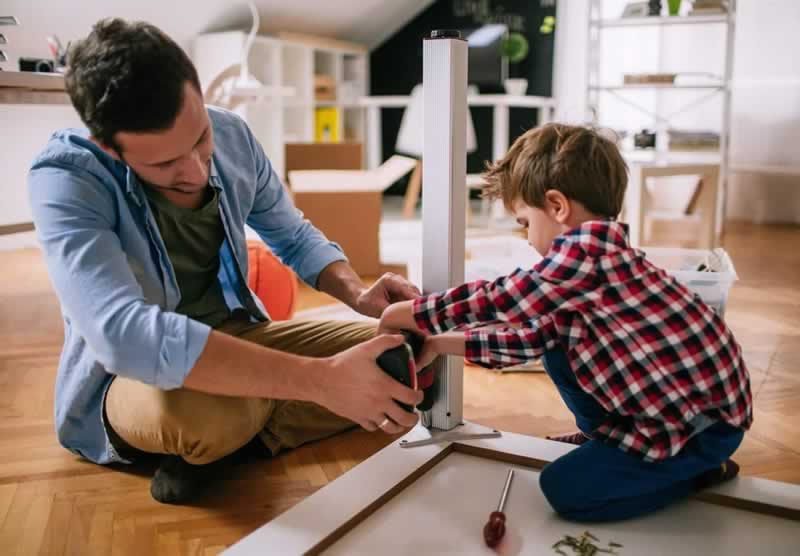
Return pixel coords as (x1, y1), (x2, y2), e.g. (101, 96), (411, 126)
(193, 31), (368, 179)
(586, 0), (737, 234)
(590, 83), (724, 91)
(595, 14), (728, 27)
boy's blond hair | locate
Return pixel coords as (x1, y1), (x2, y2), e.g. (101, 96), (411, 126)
(482, 123), (628, 218)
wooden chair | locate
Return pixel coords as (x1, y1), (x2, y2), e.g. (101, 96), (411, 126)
(396, 84), (478, 218)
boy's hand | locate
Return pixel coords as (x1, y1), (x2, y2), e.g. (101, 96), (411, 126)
(378, 299), (422, 336)
(355, 273), (421, 318)
(415, 332), (467, 369)
(416, 336), (441, 369)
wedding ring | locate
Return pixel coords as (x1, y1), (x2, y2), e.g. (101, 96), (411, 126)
(378, 417), (391, 429)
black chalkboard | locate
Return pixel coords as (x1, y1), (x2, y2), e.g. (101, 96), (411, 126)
(370, 0), (557, 194)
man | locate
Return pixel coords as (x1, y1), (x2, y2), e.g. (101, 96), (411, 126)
(28, 18), (423, 504)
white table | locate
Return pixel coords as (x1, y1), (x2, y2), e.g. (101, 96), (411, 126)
(625, 161), (720, 248)
(358, 94), (557, 170)
(224, 423), (800, 555)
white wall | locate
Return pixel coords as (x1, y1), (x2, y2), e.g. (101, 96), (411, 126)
(0, 0), (430, 234)
(554, 0), (800, 224)
(0, 0), (429, 66)
(0, 105), (83, 234)
(552, 0), (589, 124)
(726, 0), (800, 222)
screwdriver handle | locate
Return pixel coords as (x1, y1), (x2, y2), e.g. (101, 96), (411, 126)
(483, 511), (506, 548)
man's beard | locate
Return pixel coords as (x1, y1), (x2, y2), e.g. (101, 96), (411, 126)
(149, 183), (206, 195)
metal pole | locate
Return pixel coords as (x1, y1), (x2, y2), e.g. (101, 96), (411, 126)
(419, 30), (467, 431)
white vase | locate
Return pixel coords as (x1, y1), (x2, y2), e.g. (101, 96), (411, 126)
(504, 78), (528, 96)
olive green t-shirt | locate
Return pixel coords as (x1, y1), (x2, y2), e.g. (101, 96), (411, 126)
(144, 186), (231, 328)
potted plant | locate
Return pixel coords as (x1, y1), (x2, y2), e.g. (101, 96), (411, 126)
(500, 31), (529, 95)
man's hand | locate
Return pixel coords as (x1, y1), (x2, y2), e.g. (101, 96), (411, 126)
(355, 272), (422, 318)
(311, 334), (424, 434)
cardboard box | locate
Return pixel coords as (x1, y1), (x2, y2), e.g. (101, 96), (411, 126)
(285, 142), (362, 180)
(288, 155), (417, 277)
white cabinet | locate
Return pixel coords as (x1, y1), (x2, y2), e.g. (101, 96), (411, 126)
(193, 32), (368, 179)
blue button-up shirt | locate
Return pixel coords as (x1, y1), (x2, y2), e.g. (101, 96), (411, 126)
(28, 107), (347, 464)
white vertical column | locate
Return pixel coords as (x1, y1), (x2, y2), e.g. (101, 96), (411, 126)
(492, 104), (509, 163)
(366, 105), (381, 169)
(490, 104), (511, 222)
(421, 30), (468, 431)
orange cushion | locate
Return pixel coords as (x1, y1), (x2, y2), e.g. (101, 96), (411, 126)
(246, 241), (298, 320)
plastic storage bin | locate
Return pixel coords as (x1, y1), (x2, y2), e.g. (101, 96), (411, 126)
(415, 236), (737, 318)
(463, 240), (738, 318)
(641, 247), (738, 317)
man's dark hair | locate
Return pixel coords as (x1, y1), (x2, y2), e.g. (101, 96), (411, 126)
(65, 18), (202, 152)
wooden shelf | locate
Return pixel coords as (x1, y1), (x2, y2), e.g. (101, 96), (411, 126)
(0, 71), (69, 105)
(0, 71), (65, 90)
(592, 15), (728, 28)
(0, 222), (34, 236)
(0, 89), (69, 105)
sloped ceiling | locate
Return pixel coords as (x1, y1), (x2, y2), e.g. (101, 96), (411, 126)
(223, 0), (438, 49)
(2, 0), (435, 63)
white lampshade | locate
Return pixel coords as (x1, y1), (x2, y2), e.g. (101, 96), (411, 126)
(395, 84), (478, 157)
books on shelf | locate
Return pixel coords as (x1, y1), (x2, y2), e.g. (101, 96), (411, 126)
(668, 129), (720, 151)
(624, 73), (676, 85)
(314, 107), (339, 142)
(689, 0), (728, 15)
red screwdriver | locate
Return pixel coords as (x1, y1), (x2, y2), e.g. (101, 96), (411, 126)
(484, 469), (514, 549)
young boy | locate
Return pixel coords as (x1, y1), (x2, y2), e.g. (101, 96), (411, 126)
(379, 123), (752, 522)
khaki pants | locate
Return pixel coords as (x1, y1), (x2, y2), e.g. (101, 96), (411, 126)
(104, 317), (376, 465)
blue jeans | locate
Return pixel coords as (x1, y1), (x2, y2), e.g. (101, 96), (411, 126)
(540, 349), (744, 522)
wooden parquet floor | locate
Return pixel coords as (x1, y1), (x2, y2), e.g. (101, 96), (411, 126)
(1, 221), (798, 554)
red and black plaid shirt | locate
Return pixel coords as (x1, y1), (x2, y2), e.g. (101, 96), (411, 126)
(413, 220), (752, 461)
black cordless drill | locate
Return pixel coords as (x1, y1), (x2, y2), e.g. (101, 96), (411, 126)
(376, 331), (436, 412)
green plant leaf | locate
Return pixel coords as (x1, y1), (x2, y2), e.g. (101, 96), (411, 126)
(501, 32), (529, 63)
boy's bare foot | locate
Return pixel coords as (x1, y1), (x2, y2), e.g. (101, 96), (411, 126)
(546, 431), (591, 445)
